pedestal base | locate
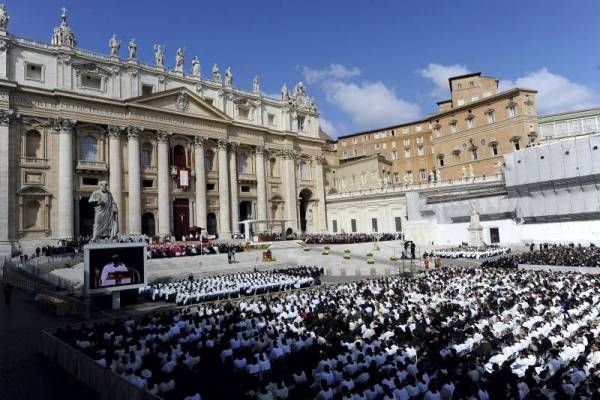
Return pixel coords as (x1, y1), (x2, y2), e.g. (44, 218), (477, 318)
(0, 240), (14, 258)
(111, 291), (121, 310)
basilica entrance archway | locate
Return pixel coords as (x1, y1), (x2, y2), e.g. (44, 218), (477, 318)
(173, 199), (190, 240)
(298, 188), (313, 233)
(78, 197), (94, 238)
(239, 201), (253, 233)
(207, 212), (217, 235)
(142, 212), (155, 237)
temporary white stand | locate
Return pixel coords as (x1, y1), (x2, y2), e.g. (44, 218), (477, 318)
(111, 291), (121, 310)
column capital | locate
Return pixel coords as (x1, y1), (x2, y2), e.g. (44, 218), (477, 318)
(107, 125), (124, 138)
(156, 130), (170, 143)
(0, 109), (16, 126)
(255, 145), (267, 156)
(281, 149), (297, 160)
(50, 117), (77, 133)
(193, 135), (208, 148)
(228, 141), (239, 153)
(127, 126), (142, 139)
(314, 154), (327, 165)
(217, 139), (229, 150)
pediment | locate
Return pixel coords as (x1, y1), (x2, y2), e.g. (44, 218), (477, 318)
(127, 87), (231, 121)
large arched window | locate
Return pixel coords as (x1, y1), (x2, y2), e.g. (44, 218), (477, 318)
(205, 149), (215, 171)
(238, 152), (249, 174)
(269, 158), (278, 177)
(298, 159), (310, 180)
(23, 199), (42, 229)
(173, 145), (187, 168)
(141, 143), (153, 167)
(81, 135), (98, 161)
(25, 130), (42, 158)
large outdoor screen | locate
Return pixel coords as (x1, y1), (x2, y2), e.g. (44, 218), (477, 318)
(84, 243), (147, 294)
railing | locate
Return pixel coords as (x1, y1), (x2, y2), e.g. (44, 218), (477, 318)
(20, 157), (50, 167)
(328, 174), (504, 199)
(143, 165), (158, 174)
(76, 160), (108, 171)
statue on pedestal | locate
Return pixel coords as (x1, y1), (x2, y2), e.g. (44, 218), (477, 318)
(224, 67), (233, 86)
(89, 181), (119, 241)
(281, 83), (290, 101)
(109, 34), (121, 57)
(253, 76), (260, 94)
(153, 44), (165, 67)
(128, 38), (137, 60)
(0, 4), (10, 31)
(175, 47), (185, 72)
(212, 63), (221, 82)
(191, 56), (201, 77)
(467, 202), (484, 248)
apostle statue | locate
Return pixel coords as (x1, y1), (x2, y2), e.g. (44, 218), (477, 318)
(191, 56), (201, 77)
(281, 83), (290, 101)
(0, 4), (10, 31)
(175, 47), (185, 72)
(128, 38), (137, 60)
(224, 67), (233, 86)
(212, 63), (221, 82)
(253, 75), (260, 94)
(89, 181), (119, 241)
(108, 34), (121, 57)
(154, 44), (165, 67)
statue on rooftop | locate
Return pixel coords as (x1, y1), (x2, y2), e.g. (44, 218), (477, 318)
(191, 56), (201, 77)
(128, 38), (137, 60)
(212, 63), (221, 82)
(224, 66), (233, 87)
(0, 4), (10, 31)
(153, 44), (165, 67)
(175, 47), (185, 72)
(108, 34), (121, 57)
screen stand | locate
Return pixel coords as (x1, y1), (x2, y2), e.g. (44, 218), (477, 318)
(111, 291), (121, 310)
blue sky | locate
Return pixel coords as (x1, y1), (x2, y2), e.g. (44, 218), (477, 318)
(7, 0), (600, 137)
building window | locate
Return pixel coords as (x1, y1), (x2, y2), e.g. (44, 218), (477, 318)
(382, 143), (387, 149)
(416, 125), (422, 132)
(457, 83), (463, 89)
(142, 179), (153, 188)
(238, 107), (250, 119)
(450, 121), (458, 134)
(469, 80), (474, 87)
(81, 135), (98, 161)
(487, 111), (495, 124)
(394, 217), (402, 232)
(391, 151), (398, 160)
(508, 105), (517, 118)
(332, 220), (338, 233)
(404, 148), (411, 158)
(491, 143), (498, 156)
(352, 148), (358, 156)
(374, 144), (380, 150)
(23, 199), (42, 230)
(141, 143), (153, 167)
(371, 218), (378, 233)
(467, 117), (475, 129)
(402, 127), (409, 134)
(342, 150), (348, 158)
(241, 186), (250, 193)
(205, 150), (215, 171)
(238, 152), (250, 174)
(267, 113), (275, 125)
(391, 130), (396, 137)
(434, 126), (441, 137)
(206, 183), (216, 191)
(142, 84), (154, 96)
(453, 152), (460, 161)
(81, 74), (102, 90)
(394, 172), (399, 183)
(269, 158), (278, 177)
(25, 63), (44, 81)
(352, 137), (357, 144)
(419, 169), (426, 180)
(512, 139), (521, 151)
(204, 98), (214, 106)
(297, 115), (305, 131)
(341, 141), (347, 147)
(350, 219), (357, 233)
(298, 160), (310, 180)
(391, 141), (396, 148)
(82, 177), (99, 186)
(438, 156), (445, 167)
(25, 130), (42, 158)
(417, 147), (425, 156)
(471, 149), (478, 160)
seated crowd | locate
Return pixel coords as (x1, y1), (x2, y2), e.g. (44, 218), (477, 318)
(140, 268), (320, 306)
(148, 241), (244, 259)
(56, 266), (600, 399)
(516, 244), (600, 268)
(430, 246), (510, 259)
(303, 233), (403, 245)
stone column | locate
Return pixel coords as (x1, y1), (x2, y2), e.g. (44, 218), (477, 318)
(314, 155), (328, 232)
(193, 136), (207, 230)
(281, 149), (298, 232)
(108, 126), (123, 233)
(0, 109), (15, 255)
(217, 139), (231, 237)
(55, 118), (76, 239)
(229, 142), (240, 234)
(127, 127), (142, 234)
(255, 146), (268, 232)
(157, 130), (171, 238)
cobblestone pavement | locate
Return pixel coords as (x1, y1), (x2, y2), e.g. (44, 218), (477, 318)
(0, 287), (97, 400)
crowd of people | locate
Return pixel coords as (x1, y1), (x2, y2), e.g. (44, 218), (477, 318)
(429, 246), (511, 259)
(148, 241), (245, 259)
(140, 267), (321, 306)
(56, 266), (600, 399)
(303, 233), (403, 245)
(515, 244), (600, 268)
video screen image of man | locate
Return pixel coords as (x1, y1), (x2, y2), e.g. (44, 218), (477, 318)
(97, 254), (134, 287)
